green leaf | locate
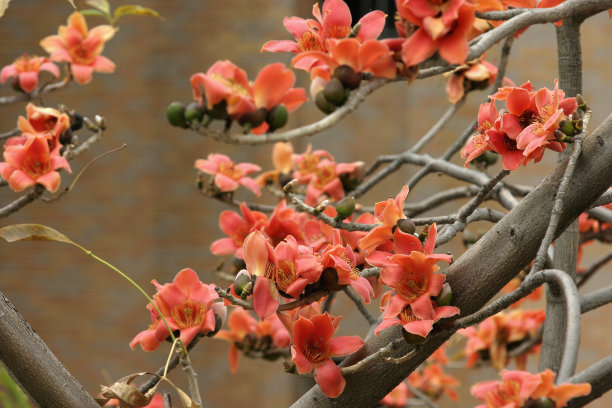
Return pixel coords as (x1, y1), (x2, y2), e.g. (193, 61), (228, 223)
(113, 5), (162, 24)
(85, 0), (110, 14)
(80, 8), (111, 20)
(0, 224), (76, 246)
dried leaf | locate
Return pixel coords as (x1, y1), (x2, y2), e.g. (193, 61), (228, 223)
(0, 0), (11, 18)
(100, 372), (158, 408)
(163, 378), (199, 408)
(0, 224), (75, 245)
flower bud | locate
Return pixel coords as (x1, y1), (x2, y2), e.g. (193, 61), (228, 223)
(334, 65), (361, 90)
(334, 196), (355, 219)
(574, 118), (583, 132)
(576, 93), (587, 110)
(558, 119), (576, 136)
(473, 151), (498, 167)
(166, 101), (187, 128)
(321, 267), (343, 291)
(435, 283), (453, 307)
(266, 104), (288, 131)
(234, 269), (253, 299)
(70, 112), (84, 131)
(315, 91), (337, 114)
(184, 102), (205, 124)
(238, 107), (267, 132)
(323, 78), (347, 106)
(396, 218), (416, 235)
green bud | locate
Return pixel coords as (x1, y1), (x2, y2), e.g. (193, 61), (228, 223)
(435, 283), (453, 307)
(184, 102), (205, 124)
(315, 91), (337, 114)
(576, 93), (587, 110)
(267, 104), (289, 131)
(238, 107), (268, 132)
(323, 78), (347, 106)
(234, 270), (253, 298)
(207, 100), (229, 120)
(574, 118), (583, 132)
(402, 330), (426, 344)
(396, 218), (416, 235)
(334, 197), (356, 219)
(166, 101), (187, 127)
(558, 119), (576, 136)
(473, 151), (498, 167)
(334, 65), (361, 90)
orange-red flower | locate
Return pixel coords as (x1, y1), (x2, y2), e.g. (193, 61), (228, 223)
(380, 381), (410, 407)
(262, 0), (387, 71)
(460, 309), (545, 370)
(195, 153), (261, 196)
(409, 363), (460, 402)
(445, 57), (499, 104)
(130, 268), (226, 351)
(40, 11), (116, 84)
(471, 369), (591, 408)
(291, 312), (364, 398)
(242, 230), (280, 320)
(15, 103), (71, 154)
(210, 202), (268, 258)
(0, 134), (71, 193)
(216, 307), (290, 373)
(1, 54), (59, 93)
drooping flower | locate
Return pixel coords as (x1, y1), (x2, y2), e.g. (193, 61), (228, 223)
(409, 363), (460, 402)
(445, 57), (499, 104)
(262, 0), (387, 71)
(40, 11), (116, 84)
(461, 102), (499, 166)
(256, 142), (294, 186)
(216, 307), (290, 373)
(397, 0), (476, 66)
(471, 369), (591, 408)
(291, 311), (364, 398)
(195, 153), (261, 196)
(15, 103), (71, 153)
(0, 134), (71, 193)
(460, 309), (545, 369)
(1, 54), (59, 93)
(130, 268), (226, 351)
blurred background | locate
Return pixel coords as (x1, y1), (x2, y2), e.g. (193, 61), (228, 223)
(1, 1), (611, 407)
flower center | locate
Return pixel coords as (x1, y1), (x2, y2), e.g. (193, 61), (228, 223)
(303, 335), (330, 364)
(15, 55), (42, 72)
(326, 25), (350, 39)
(339, 252), (360, 280)
(170, 299), (207, 329)
(69, 44), (96, 65)
(22, 153), (52, 179)
(396, 272), (428, 303)
(218, 161), (241, 180)
(210, 73), (250, 96)
(298, 31), (324, 52)
(398, 306), (420, 324)
(503, 135), (519, 151)
(296, 154), (320, 176)
(518, 109), (537, 129)
(312, 164), (337, 189)
(277, 259), (296, 291)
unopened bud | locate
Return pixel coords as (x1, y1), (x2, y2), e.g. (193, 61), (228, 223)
(574, 118), (583, 132)
(435, 283), (453, 307)
(576, 93), (587, 110)
(315, 91), (337, 114)
(239, 107), (267, 132)
(396, 218), (416, 235)
(334, 65), (361, 90)
(323, 78), (347, 106)
(334, 197), (355, 219)
(166, 101), (187, 127)
(234, 270), (253, 299)
(94, 115), (106, 130)
(267, 104), (288, 131)
(184, 102), (205, 124)
(558, 119), (576, 136)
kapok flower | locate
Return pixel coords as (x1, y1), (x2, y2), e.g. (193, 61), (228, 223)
(16, 103), (71, 153)
(130, 268), (226, 350)
(40, 11), (116, 84)
(378, 250), (448, 322)
(256, 142), (294, 186)
(1, 54), (59, 93)
(210, 202), (268, 258)
(262, 0), (387, 71)
(292, 38), (397, 80)
(445, 57), (499, 104)
(460, 309), (545, 370)
(274, 236), (323, 298)
(375, 292), (459, 338)
(319, 230), (375, 303)
(471, 369), (591, 408)
(358, 185), (410, 255)
(195, 153), (261, 196)
(397, 0), (476, 66)
(292, 144), (335, 184)
(242, 230), (280, 320)
(380, 381), (410, 407)
(216, 307), (290, 373)
(0, 134), (71, 192)
(409, 363), (460, 402)
(291, 312), (364, 398)
(461, 102), (499, 167)
(303, 158), (357, 205)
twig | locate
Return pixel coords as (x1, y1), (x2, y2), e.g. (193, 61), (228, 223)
(0, 76), (71, 106)
(475, 8), (527, 20)
(214, 287), (251, 309)
(0, 128), (20, 140)
(580, 284), (612, 314)
(278, 289), (331, 311)
(577, 251), (612, 288)
(176, 340), (202, 407)
(0, 185), (45, 218)
(344, 287), (377, 326)
(340, 338), (406, 376)
(405, 383), (441, 408)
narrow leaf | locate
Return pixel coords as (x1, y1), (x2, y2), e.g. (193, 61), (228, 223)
(113, 5), (162, 23)
(80, 8), (111, 19)
(0, 224), (75, 245)
(85, 0), (110, 14)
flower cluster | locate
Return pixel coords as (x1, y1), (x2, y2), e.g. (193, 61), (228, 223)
(462, 81), (579, 170)
(130, 268), (227, 351)
(189, 61), (306, 134)
(460, 309), (545, 370)
(471, 369), (591, 408)
(0, 104), (72, 192)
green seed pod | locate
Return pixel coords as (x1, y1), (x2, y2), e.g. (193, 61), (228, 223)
(334, 65), (361, 90)
(323, 78), (347, 106)
(334, 197), (356, 219)
(184, 102), (205, 124)
(166, 101), (187, 127)
(315, 91), (337, 114)
(267, 104), (289, 131)
(473, 151), (498, 167)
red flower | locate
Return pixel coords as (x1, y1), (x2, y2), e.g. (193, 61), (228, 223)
(210, 202), (268, 258)
(130, 268), (226, 350)
(262, 0), (387, 71)
(15, 103), (71, 154)
(216, 307), (289, 373)
(471, 369), (591, 408)
(195, 153), (261, 196)
(291, 312), (364, 398)
(0, 134), (71, 193)
(40, 11), (116, 84)
(242, 230), (280, 320)
(461, 102), (499, 166)
(1, 54), (59, 93)
(445, 57), (499, 104)
(409, 363), (460, 402)
(274, 236), (323, 298)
